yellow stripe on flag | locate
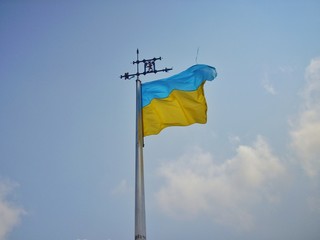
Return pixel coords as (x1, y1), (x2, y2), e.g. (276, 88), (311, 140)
(142, 83), (207, 136)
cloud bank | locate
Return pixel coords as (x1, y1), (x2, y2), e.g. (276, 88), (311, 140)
(290, 57), (320, 178)
(155, 57), (320, 232)
(0, 181), (25, 240)
(156, 137), (286, 231)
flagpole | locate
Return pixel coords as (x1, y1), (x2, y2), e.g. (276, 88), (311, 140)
(135, 75), (146, 240)
(135, 49), (146, 240)
(120, 49), (172, 240)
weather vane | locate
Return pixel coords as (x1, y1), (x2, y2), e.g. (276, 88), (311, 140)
(120, 49), (172, 80)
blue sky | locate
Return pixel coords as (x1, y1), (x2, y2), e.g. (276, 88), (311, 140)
(1, 1), (320, 240)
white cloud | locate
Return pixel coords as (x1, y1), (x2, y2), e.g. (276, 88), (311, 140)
(0, 180), (25, 240)
(290, 57), (320, 178)
(228, 134), (241, 145)
(262, 72), (277, 95)
(304, 58), (320, 107)
(156, 136), (286, 231)
(263, 82), (277, 95)
(278, 65), (294, 74)
(111, 179), (130, 195)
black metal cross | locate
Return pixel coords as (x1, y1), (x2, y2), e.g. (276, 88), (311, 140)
(120, 49), (172, 80)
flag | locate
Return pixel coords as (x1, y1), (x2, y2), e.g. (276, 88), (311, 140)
(142, 64), (217, 136)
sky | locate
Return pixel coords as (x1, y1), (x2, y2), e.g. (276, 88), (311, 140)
(1, 1), (320, 240)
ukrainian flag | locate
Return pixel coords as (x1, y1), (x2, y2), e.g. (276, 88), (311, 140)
(142, 64), (217, 136)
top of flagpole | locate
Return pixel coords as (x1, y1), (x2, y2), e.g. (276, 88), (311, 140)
(120, 49), (173, 81)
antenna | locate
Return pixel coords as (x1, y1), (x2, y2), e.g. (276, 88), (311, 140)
(195, 47), (200, 64)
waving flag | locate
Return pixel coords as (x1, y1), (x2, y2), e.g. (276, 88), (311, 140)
(142, 64), (217, 136)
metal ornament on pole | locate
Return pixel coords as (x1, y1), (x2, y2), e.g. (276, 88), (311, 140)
(121, 49), (172, 240)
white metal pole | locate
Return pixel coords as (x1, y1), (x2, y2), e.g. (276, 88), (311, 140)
(135, 76), (146, 240)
